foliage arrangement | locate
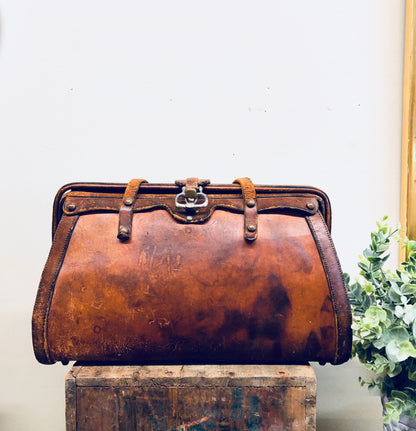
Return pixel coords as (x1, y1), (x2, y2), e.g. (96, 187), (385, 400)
(346, 217), (416, 424)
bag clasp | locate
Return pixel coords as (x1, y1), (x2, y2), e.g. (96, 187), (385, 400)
(175, 178), (210, 211)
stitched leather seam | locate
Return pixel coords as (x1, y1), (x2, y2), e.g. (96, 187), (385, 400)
(314, 211), (352, 363)
(65, 193), (323, 200)
(61, 204), (318, 225)
(305, 214), (340, 365)
(42, 215), (79, 363)
(63, 203), (317, 213)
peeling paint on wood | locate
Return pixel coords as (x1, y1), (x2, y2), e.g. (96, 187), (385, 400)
(66, 364), (316, 431)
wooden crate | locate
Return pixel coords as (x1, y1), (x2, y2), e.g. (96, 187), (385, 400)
(66, 364), (316, 431)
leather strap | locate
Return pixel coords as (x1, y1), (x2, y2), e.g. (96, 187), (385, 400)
(185, 177), (199, 201)
(175, 178), (211, 187)
(233, 177), (258, 242)
(117, 179), (147, 241)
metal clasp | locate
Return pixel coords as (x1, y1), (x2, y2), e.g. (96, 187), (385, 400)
(175, 186), (208, 210)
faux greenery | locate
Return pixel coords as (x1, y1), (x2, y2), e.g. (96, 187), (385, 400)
(346, 217), (416, 424)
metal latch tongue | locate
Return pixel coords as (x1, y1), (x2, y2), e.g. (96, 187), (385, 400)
(175, 178), (210, 210)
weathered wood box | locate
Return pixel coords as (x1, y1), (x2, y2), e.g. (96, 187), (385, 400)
(66, 364), (316, 431)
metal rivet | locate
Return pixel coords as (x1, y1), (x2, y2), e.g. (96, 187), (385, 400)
(306, 203), (315, 210)
(247, 199), (256, 208)
(247, 224), (257, 232)
(186, 215), (193, 221)
(117, 226), (130, 241)
(67, 203), (76, 211)
(124, 198), (133, 206)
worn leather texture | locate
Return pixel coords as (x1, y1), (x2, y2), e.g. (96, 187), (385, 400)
(32, 178), (352, 365)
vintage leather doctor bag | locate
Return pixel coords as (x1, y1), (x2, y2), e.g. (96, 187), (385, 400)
(32, 177), (352, 365)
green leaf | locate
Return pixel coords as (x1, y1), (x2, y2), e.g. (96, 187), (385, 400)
(401, 283), (416, 296)
(371, 260), (384, 271)
(373, 339), (385, 349)
(362, 295), (372, 310)
(389, 288), (402, 303)
(404, 304), (416, 325)
(384, 400), (402, 423)
(401, 272), (411, 284)
(408, 367), (416, 381)
(348, 282), (363, 298)
(363, 306), (387, 327)
(403, 400), (416, 418)
(407, 240), (416, 251)
(377, 326), (409, 349)
(370, 353), (390, 374)
(379, 245), (390, 253)
(364, 248), (376, 258)
(395, 306), (404, 318)
(384, 308), (394, 322)
(387, 363), (402, 378)
(391, 390), (408, 402)
(362, 282), (375, 294)
(386, 340), (416, 362)
(390, 280), (403, 295)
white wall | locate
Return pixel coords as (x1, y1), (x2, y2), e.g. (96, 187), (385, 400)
(0, 1), (404, 429)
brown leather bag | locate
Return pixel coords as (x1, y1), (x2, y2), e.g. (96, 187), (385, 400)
(32, 177), (351, 365)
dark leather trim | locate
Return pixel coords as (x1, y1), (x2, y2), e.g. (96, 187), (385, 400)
(52, 182), (332, 237)
(306, 213), (352, 364)
(32, 215), (79, 364)
(61, 195), (322, 229)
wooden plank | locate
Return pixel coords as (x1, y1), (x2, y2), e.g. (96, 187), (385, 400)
(65, 368), (77, 431)
(72, 364), (315, 387)
(401, 0), (416, 261)
(67, 364), (316, 431)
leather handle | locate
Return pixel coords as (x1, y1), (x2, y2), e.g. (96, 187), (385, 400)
(117, 178), (147, 241)
(233, 177), (258, 242)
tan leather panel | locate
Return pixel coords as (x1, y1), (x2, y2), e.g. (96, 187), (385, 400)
(46, 210), (336, 364)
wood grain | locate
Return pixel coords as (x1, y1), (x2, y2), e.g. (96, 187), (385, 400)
(401, 0), (416, 261)
(66, 364), (316, 431)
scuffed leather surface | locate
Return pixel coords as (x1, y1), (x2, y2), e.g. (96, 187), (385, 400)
(33, 181), (351, 365)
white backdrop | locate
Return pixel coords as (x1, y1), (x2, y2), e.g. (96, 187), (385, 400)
(0, 1), (404, 429)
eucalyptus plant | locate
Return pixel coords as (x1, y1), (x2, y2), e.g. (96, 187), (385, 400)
(346, 217), (416, 423)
